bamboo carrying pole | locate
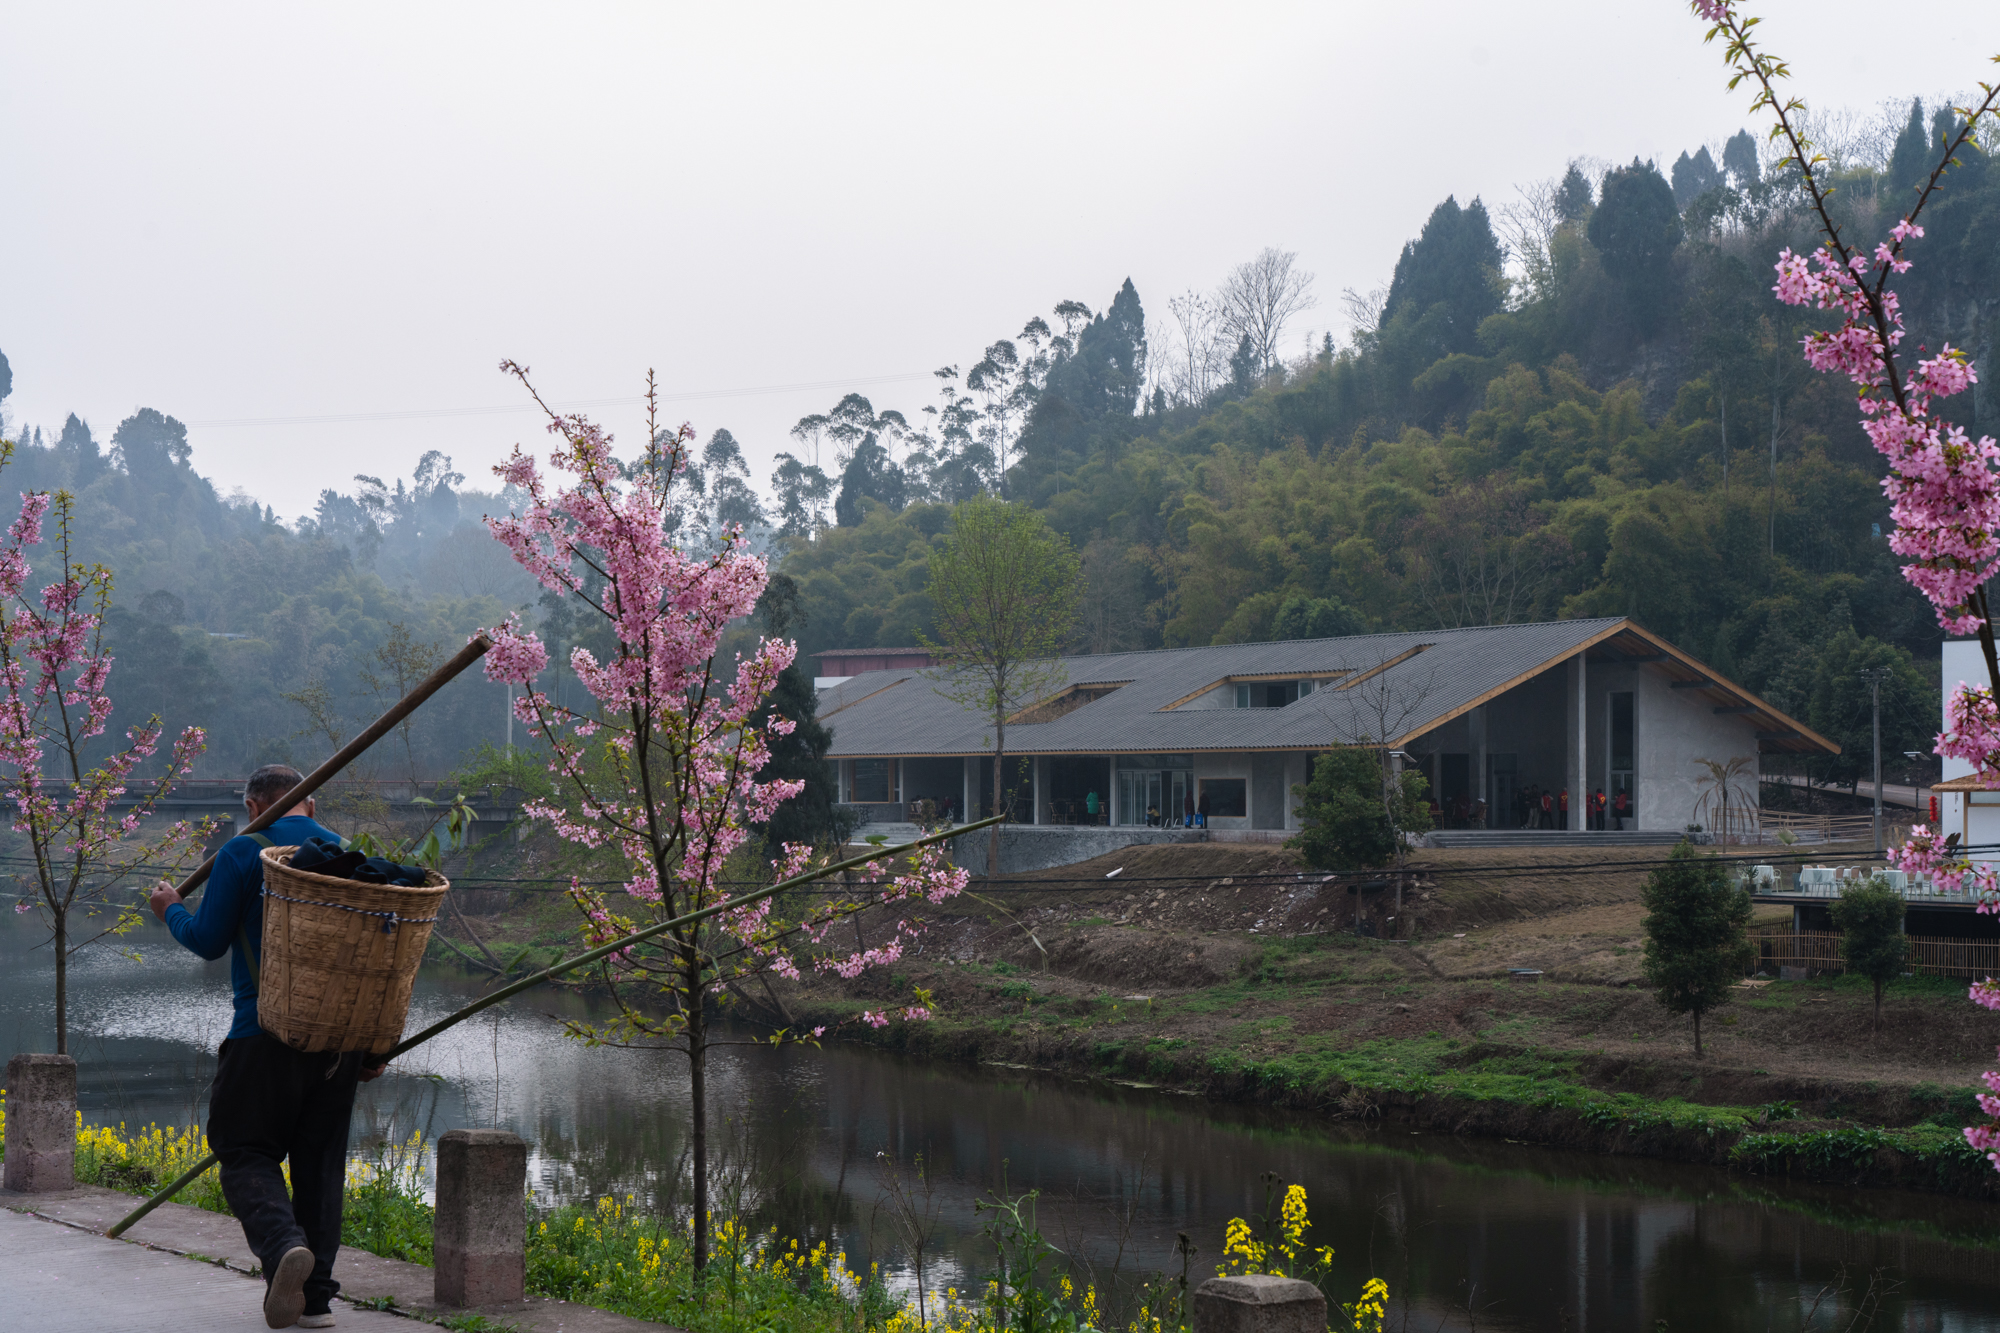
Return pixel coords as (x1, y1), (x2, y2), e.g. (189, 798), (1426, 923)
(174, 635), (496, 904)
(106, 814), (1000, 1238)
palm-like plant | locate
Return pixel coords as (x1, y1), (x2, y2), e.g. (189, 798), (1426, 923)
(1693, 756), (1756, 846)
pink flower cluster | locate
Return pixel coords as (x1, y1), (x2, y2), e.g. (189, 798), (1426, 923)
(1966, 1039), (2000, 1167)
(1773, 231), (2000, 638)
(1895, 824), (2000, 905)
(0, 487), (209, 918)
(479, 364), (966, 1045)
(1774, 222), (2000, 899)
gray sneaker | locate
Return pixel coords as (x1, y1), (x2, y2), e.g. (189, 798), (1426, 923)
(297, 1316), (336, 1329)
(264, 1246), (315, 1328)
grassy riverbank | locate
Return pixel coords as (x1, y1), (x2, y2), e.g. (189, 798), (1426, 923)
(426, 831), (2000, 1197)
(761, 840), (2000, 1201)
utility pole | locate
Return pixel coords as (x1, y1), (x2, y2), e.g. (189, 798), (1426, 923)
(1860, 667), (1891, 853)
(1769, 373), (1780, 558)
(1717, 372), (1728, 493)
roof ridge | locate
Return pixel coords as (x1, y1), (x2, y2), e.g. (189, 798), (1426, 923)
(1042, 616), (1627, 666)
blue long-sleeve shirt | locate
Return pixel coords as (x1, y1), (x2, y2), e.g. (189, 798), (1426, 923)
(165, 813), (340, 1041)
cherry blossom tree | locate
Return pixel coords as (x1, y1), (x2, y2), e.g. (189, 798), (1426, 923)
(0, 468), (209, 1054)
(479, 364), (967, 1269)
(1684, 0), (2000, 1169)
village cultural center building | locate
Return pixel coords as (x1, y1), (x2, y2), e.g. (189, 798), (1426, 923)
(816, 617), (1836, 839)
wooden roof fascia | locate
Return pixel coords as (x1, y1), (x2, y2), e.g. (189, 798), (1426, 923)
(816, 676), (910, 720)
(840, 742), (1384, 759)
(1332, 644), (1430, 691)
(1004, 679), (1133, 725)
(1159, 670), (1349, 712)
(1614, 622), (1841, 755)
(1392, 621), (1635, 749)
(1230, 670), (1349, 684)
(1159, 677), (1233, 712)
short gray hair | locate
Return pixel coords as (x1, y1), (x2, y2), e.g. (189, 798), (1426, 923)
(245, 764), (304, 809)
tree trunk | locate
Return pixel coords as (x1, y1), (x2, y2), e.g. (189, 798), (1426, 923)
(989, 717), (1006, 879)
(1874, 979), (1883, 1034)
(1692, 1009), (1703, 1059)
(687, 955), (709, 1271)
(54, 909), (68, 1056)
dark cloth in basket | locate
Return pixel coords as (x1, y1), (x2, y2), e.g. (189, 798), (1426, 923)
(289, 835), (430, 887)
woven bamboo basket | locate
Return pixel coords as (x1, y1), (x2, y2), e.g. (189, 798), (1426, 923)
(256, 845), (449, 1054)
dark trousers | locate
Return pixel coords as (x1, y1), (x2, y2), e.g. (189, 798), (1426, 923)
(208, 1033), (364, 1313)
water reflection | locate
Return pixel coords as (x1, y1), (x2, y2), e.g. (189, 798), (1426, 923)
(5, 912), (1998, 1331)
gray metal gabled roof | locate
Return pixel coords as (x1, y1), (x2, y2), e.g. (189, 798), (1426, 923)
(816, 616), (1836, 758)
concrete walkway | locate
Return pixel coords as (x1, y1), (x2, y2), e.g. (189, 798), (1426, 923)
(2, 1185), (668, 1332)
(1766, 771), (1930, 810)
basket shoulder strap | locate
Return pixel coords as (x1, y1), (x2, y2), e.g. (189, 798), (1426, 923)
(237, 832), (276, 986)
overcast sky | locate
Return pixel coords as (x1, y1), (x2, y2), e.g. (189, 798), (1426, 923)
(0, 2), (1984, 521)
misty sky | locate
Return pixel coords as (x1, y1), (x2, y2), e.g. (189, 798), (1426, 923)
(0, 2), (1983, 521)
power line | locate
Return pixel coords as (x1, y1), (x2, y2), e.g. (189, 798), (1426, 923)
(184, 371), (938, 430)
(4, 844), (1974, 897)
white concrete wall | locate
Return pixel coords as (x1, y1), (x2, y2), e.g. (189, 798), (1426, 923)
(1634, 667), (1763, 832)
(1943, 639), (1984, 853)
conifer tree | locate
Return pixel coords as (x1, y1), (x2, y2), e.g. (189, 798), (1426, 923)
(1640, 842), (1752, 1057)
(1721, 128), (1761, 188)
(1555, 164), (1594, 221)
(1591, 160), (1684, 335)
(1379, 196), (1505, 355)
(1830, 877), (1906, 1033)
(749, 573), (837, 852)
(1885, 99), (1929, 202)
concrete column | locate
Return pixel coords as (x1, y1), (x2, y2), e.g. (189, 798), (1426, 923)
(434, 1129), (526, 1307)
(1575, 652), (1588, 831)
(1471, 705), (1488, 821)
(1192, 1275), (1327, 1333)
(3, 1053), (77, 1192)
(1032, 757), (1044, 825)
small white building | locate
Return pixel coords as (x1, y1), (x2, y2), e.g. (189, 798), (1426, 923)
(1937, 638), (2000, 855)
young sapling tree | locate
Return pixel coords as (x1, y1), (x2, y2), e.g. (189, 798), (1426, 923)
(479, 365), (966, 1270)
(0, 480), (209, 1054)
(1640, 841), (1753, 1058)
(920, 497), (1081, 875)
(1831, 876), (1907, 1033)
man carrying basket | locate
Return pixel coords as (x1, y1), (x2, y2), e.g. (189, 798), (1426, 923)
(151, 764), (388, 1329)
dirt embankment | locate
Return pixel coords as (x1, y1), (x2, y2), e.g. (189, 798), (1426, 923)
(766, 839), (2000, 1199)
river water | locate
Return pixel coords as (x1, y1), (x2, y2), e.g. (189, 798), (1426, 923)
(5, 910), (1998, 1331)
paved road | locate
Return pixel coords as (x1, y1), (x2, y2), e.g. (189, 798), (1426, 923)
(2, 1204), (408, 1333)
(2, 1185), (665, 1332)
(1766, 772), (1932, 810)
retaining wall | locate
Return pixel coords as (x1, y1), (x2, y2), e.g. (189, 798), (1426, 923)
(847, 823), (1207, 874)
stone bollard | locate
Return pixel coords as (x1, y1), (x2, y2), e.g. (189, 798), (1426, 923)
(3, 1053), (78, 1193)
(1191, 1275), (1327, 1333)
(434, 1128), (526, 1307)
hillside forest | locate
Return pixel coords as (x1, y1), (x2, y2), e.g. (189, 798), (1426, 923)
(3, 101), (1992, 794)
